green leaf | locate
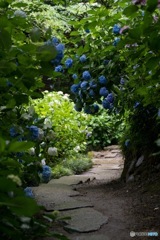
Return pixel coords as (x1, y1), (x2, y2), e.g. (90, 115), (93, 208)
(147, 0), (158, 12)
(123, 5), (138, 17)
(0, 138), (6, 152)
(37, 44), (57, 61)
(8, 141), (34, 152)
(0, 29), (12, 50)
(10, 196), (39, 217)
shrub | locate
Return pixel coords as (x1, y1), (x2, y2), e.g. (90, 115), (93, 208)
(86, 106), (126, 150)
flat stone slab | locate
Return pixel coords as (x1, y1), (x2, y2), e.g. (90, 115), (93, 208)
(54, 200), (94, 211)
(94, 152), (118, 158)
(62, 208), (108, 233)
(92, 157), (123, 165)
(49, 175), (95, 186)
(104, 145), (120, 150)
(72, 234), (110, 240)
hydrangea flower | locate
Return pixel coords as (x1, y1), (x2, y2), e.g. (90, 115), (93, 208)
(24, 187), (34, 198)
(9, 127), (18, 137)
(70, 84), (79, 94)
(72, 73), (78, 80)
(99, 75), (107, 85)
(48, 147), (58, 156)
(85, 29), (90, 33)
(55, 65), (63, 72)
(102, 99), (111, 109)
(134, 102), (140, 108)
(120, 78), (125, 85)
(65, 58), (73, 68)
(56, 43), (65, 53)
(106, 93), (114, 103)
(99, 87), (109, 97)
(41, 165), (52, 183)
(113, 37), (120, 46)
(89, 89), (95, 97)
(80, 81), (88, 90)
(103, 59), (110, 65)
(112, 24), (121, 34)
(51, 37), (59, 46)
(92, 104), (99, 113)
(125, 139), (130, 147)
(29, 125), (39, 140)
(14, 10), (27, 18)
(82, 71), (91, 81)
(80, 54), (87, 63)
(89, 80), (97, 89)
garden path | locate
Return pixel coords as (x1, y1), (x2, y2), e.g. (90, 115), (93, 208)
(32, 145), (135, 240)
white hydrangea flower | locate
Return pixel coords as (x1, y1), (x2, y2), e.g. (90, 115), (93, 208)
(57, 91), (63, 95)
(41, 159), (46, 165)
(21, 113), (32, 120)
(38, 128), (44, 139)
(48, 147), (58, 156)
(73, 145), (81, 152)
(7, 175), (22, 186)
(14, 10), (27, 18)
(28, 147), (35, 156)
(44, 118), (52, 129)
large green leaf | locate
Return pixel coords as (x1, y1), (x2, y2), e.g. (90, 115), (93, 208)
(8, 141), (34, 152)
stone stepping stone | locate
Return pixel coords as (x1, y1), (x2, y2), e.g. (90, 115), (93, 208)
(32, 183), (94, 211)
(62, 208), (108, 233)
(48, 175), (95, 186)
(92, 157), (123, 165)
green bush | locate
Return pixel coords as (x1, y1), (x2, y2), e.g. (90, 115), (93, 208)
(86, 107), (126, 150)
(31, 91), (90, 163)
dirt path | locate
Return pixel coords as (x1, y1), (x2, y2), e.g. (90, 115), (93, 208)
(33, 146), (160, 240)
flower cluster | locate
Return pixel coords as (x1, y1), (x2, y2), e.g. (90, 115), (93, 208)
(41, 165), (52, 183)
(70, 69), (114, 113)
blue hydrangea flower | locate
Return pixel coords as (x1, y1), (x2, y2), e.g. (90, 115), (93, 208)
(102, 99), (111, 109)
(80, 54), (87, 63)
(85, 29), (90, 33)
(56, 43), (65, 53)
(80, 81), (88, 90)
(99, 75), (107, 85)
(89, 80), (97, 89)
(134, 102), (140, 109)
(82, 71), (91, 81)
(89, 89), (95, 97)
(72, 73), (78, 80)
(113, 37), (120, 46)
(125, 139), (130, 147)
(24, 187), (34, 198)
(112, 24), (121, 34)
(10, 127), (18, 137)
(103, 59), (110, 65)
(65, 58), (73, 68)
(51, 37), (59, 46)
(29, 125), (39, 140)
(55, 65), (63, 72)
(120, 78), (125, 85)
(70, 84), (79, 94)
(99, 87), (109, 97)
(42, 165), (52, 183)
(106, 93), (114, 103)
(92, 104), (99, 113)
